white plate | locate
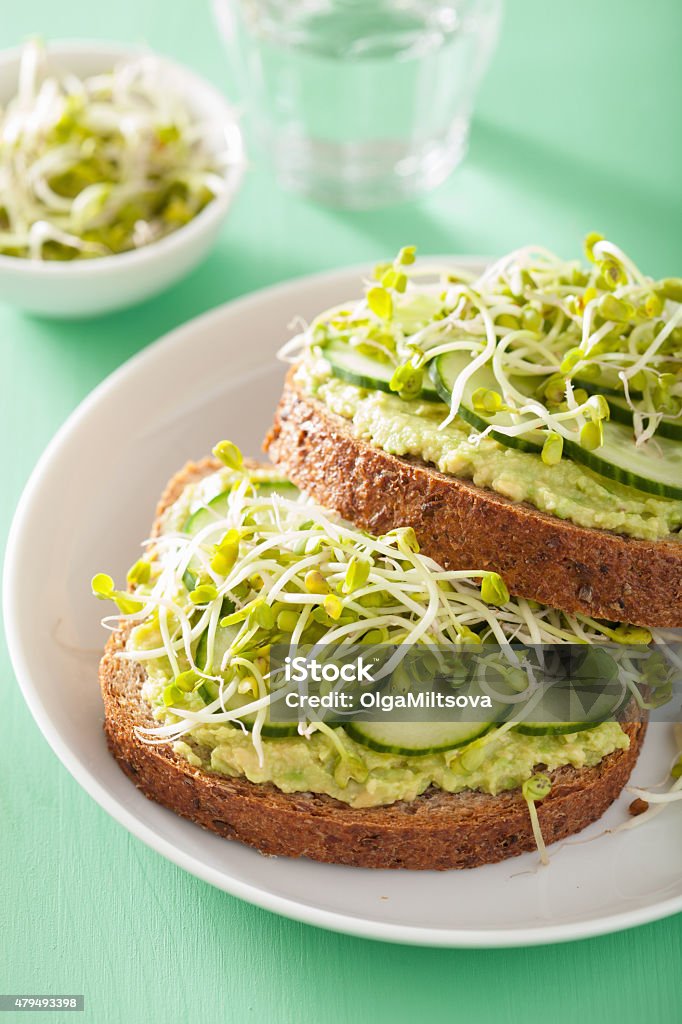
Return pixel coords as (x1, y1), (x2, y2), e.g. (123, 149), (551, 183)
(5, 262), (682, 947)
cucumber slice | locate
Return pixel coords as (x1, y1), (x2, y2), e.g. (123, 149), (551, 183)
(345, 720), (490, 756)
(514, 717), (608, 736)
(604, 395), (682, 441)
(513, 681), (623, 735)
(321, 338), (440, 402)
(196, 619), (238, 673)
(514, 647), (625, 735)
(574, 369), (643, 398)
(432, 351), (682, 499)
(574, 377), (682, 438)
(205, 684), (299, 738)
(184, 479), (299, 536)
(195, 623), (298, 737)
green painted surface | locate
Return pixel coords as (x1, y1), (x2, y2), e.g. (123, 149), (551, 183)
(1, 1), (681, 1021)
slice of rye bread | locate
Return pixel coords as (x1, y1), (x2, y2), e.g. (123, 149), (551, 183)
(264, 368), (682, 628)
(99, 457), (647, 870)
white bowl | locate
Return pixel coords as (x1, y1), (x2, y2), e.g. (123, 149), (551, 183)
(0, 41), (245, 318)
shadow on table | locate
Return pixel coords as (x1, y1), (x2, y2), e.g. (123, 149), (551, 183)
(327, 116), (678, 270)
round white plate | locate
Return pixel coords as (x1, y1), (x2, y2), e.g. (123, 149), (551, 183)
(5, 262), (682, 947)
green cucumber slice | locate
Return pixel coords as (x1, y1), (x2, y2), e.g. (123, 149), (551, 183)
(514, 718), (607, 736)
(345, 720), (490, 756)
(432, 351), (682, 499)
(514, 647), (625, 735)
(604, 395), (682, 441)
(574, 369), (643, 398)
(184, 479), (299, 537)
(196, 619), (237, 674)
(574, 377), (682, 438)
(321, 338), (440, 402)
(513, 681), (623, 735)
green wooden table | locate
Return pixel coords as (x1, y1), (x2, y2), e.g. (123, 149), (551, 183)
(2, 2), (681, 1021)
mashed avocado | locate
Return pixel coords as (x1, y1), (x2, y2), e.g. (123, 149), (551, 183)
(296, 362), (682, 542)
(142, 654), (629, 811)
(169, 716), (629, 809)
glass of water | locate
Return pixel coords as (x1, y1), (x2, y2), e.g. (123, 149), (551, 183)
(213, 0), (502, 209)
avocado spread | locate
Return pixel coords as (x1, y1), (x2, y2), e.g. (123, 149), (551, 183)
(160, 686), (628, 808)
(296, 362), (682, 542)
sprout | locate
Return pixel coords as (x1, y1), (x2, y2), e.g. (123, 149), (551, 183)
(323, 594), (344, 621)
(458, 742), (489, 773)
(559, 348), (583, 374)
(275, 609), (298, 632)
(127, 559), (151, 585)
(541, 432), (563, 466)
(480, 573), (509, 607)
(381, 267), (408, 293)
(456, 625), (483, 645)
(496, 313), (520, 331)
(332, 749), (369, 789)
(342, 556), (371, 594)
(522, 773), (552, 865)
(598, 294), (633, 323)
(584, 232), (604, 263)
(641, 293), (663, 319)
(189, 583), (218, 605)
(521, 307), (543, 333)
(163, 684), (184, 707)
(92, 573), (115, 599)
(576, 618), (652, 645)
(212, 441), (243, 471)
(598, 258), (627, 290)
(174, 670), (200, 692)
(579, 420), (604, 451)
(305, 570), (328, 594)
(210, 528), (241, 575)
(658, 279), (682, 303)
(588, 394), (610, 422)
(220, 599), (259, 627)
(541, 374), (568, 405)
(472, 387), (504, 413)
(389, 362), (423, 399)
(366, 286), (393, 321)
(610, 624), (652, 645)
(91, 573), (143, 614)
(252, 602), (275, 630)
(391, 527), (420, 555)
(398, 245), (416, 266)
(210, 549), (236, 576)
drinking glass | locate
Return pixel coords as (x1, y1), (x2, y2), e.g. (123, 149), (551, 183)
(213, 0), (502, 208)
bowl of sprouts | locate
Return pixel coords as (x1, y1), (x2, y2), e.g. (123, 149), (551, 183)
(0, 40), (245, 317)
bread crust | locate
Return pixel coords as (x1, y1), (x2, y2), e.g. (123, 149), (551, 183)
(99, 458), (647, 870)
(264, 370), (682, 628)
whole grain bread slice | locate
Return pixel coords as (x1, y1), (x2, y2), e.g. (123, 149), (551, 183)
(99, 458), (647, 870)
(264, 369), (682, 628)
